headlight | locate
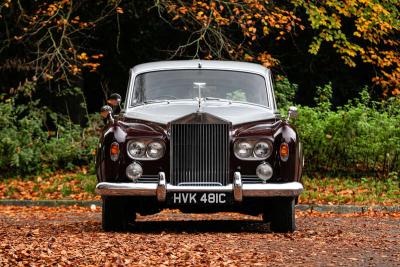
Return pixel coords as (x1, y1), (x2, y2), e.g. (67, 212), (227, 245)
(127, 141), (146, 158)
(146, 141), (165, 159)
(234, 139), (273, 160)
(254, 141), (272, 159)
(127, 139), (165, 160)
(234, 141), (253, 159)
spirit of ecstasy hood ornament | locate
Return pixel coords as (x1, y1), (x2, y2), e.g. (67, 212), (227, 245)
(193, 82), (206, 111)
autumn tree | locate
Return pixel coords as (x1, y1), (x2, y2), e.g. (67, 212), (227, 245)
(157, 0), (400, 96)
(0, 0), (121, 90)
(295, 0), (400, 96)
(1, 0), (398, 100)
(155, 0), (303, 68)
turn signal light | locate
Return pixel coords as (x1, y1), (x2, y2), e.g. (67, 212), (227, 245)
(110, 142), (119, 161)
(280, 143), (289, 162)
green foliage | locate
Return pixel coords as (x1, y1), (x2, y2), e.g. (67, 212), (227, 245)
(60, 184), (73, 197)
(274, 77), (298, 108)
(314, 83), (333, 112)
(0, 89), (99, 178)
(76, 174), (97, 194)
(275, 78), (400, 176)
(295, 87), (400, 176)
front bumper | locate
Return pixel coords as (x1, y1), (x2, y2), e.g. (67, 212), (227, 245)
(95, 172), (303, 202)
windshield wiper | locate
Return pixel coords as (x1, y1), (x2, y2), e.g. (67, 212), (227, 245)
(141, 99), (195, 105)
(143, 100), (170, 104)
(205, 97), (232, 103)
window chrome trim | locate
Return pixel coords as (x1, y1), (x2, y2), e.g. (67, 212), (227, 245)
(126, 68), (274, 111)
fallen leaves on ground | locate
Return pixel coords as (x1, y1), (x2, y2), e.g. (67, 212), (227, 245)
(0, 206), (399, 266)
(299, 176), (399, 206)
(0, 172), (100, 201)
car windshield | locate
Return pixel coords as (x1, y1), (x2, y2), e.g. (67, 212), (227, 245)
(131, 70), (269, 106)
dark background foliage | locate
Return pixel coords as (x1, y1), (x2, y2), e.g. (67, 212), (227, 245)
(0, 0), (399, 178)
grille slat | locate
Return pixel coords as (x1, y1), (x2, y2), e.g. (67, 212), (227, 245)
(171, 123), (230, 186)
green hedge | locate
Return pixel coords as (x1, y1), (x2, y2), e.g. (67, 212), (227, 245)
(277, 79), (400, 178)
(0, 91), (99, 177)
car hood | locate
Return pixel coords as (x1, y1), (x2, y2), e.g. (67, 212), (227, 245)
(124, 100), (277, 125)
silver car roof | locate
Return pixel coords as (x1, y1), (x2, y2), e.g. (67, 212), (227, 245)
(131, 60), (269, 75)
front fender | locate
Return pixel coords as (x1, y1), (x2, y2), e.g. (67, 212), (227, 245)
(96, 124), (127, 183)
(273, 123), (302, 182)
(95, 120), (168, 183)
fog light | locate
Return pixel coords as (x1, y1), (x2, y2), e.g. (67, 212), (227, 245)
(256, 162), (273, 181)
(126, 162), (143, 181)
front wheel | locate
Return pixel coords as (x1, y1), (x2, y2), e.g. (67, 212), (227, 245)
(102, 197), (135, 232)
(263, 197), (296, 233)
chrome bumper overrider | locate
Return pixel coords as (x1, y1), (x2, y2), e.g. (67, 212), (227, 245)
(95, 172), (304, 202)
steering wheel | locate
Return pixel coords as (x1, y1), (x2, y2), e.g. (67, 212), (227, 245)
(153, 95), (178, 100)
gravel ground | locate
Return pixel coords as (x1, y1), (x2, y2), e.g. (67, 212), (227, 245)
(0, 206), (399, 266)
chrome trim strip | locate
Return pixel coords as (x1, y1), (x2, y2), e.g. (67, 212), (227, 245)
(242, 182), (304, 197)
(95, 182), (157, 196)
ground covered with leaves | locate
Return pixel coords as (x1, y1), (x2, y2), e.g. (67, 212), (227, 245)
(0, 172), (100, 201)
(1, 172), (399, 205)
(0, 206), (399, 266)
(300, 176), (399, 205)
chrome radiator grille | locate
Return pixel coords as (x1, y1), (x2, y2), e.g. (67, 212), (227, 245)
(170, 123), (230, 186)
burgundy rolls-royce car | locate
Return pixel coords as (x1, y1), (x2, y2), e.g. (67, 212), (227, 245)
(96, 60), (303, 232)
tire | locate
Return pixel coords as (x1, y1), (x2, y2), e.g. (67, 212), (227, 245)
(263, 197), (296, 233)
(102, 196), (135, 232)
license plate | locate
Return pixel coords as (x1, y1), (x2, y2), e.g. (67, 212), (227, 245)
(169, 192), (231, 205)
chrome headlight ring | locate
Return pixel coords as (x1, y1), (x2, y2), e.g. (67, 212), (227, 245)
(254, 141), (273, 159)
(234, 141), (253, 159)
(127, 141), (146, 158)
(146, 141), (166, 159)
